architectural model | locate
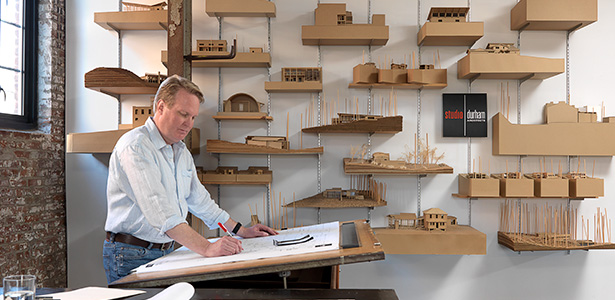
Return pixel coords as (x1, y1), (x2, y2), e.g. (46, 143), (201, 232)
(213, 93), (272, 120)
(499, 200), (615, 251)
(94, 2), (168, 31)
(84, 67), (163, 95)
(343, 146), (453, 175)
(265, 67), (323, 92)
(491, 171), (535, 198)
(205, 0), (276, 18)
(302, 3), (389, 46)
(302, 114), (402, 134)
(374, 208), (486, 255)
(197, 166), (272, 185)
(206, 137), (323, 155)
(284, 176), (386, 208)
(457, 172), (500, 197)
(122, 1), (167, 11)
(417, 7), (484, 46)
(493, 102), (615, 156)
(457, 42), (564, 80)
(162, 39), (270, 68)
(510, 0), (597, 31)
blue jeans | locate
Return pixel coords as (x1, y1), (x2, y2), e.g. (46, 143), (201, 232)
(102, 239), (173, 284)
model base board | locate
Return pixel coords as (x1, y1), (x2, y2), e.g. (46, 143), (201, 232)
(374, 226), (486, 255)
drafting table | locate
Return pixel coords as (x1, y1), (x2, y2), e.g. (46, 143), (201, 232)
(110, 220), (384, 288)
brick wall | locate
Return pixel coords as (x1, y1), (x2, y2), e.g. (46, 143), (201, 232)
(0, 0), (66, 287)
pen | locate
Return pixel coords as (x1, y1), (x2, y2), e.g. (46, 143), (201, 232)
(218, 222), (234, 237)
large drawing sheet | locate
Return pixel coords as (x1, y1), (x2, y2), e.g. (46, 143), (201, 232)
(134, 221), (339, 274)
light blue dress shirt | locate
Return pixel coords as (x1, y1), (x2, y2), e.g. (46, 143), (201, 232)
(105, 117), (229, 243)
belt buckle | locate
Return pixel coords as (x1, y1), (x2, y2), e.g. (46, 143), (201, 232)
(161, 241), (173, 251)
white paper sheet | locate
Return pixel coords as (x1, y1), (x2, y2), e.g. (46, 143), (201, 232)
(44, 287), (145, 300)
(135, 221), (339, 274)
(146, 282), (194, 300)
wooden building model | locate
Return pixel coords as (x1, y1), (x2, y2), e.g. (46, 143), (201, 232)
(122, 1), (167, 11)
(140, 72), (167, 84)
(417, 7), (483, 46)
(245, 136), (289, 149)
(387, 213), (417, 229)
(469, 43), (520, 54)
(223, 93), (263, 113)
(423, 208), (449, 231)
(282, 67), (322, 83)
(429, 7), (469, 23)
(196, 40), (229, 54)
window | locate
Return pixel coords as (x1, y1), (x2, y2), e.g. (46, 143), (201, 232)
(0, 0), (37, 130)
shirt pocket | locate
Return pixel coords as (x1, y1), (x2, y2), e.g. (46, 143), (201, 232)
(179, 169), (193, 198)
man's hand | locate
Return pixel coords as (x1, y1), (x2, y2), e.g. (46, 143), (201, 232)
(204, 236), (243, 257)
(238, 223), (278, 238)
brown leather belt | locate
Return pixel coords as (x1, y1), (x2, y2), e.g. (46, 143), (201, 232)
(106, 232), (174, 251)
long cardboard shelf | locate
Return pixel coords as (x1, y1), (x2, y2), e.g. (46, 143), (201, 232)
(205, 0), (276, 17)
(67, 128), (200, 154)
(374, 225), (486, 255)
(302, 116), (402, 134)
(348, 82), (446, 90)
(85, 67), (160, 96)
(493, 113), (615, 156)
(344, 158), (453, 175)
(417, 22), (484, 46)
(94, 10), (168, 31)
(206, 139), (323, 155)
(498, 231), (615, 252)
(301, 25), (389, 46)
(264, 82), (322, 93)
(162, 51), (271, 68)
(510, 0), (597, 31)
(457, 52), (564, 80)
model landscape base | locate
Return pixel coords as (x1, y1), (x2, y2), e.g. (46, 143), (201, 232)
(498, 232), (615, 251)
(343, 158), (452, 175)
(457, 50), (564, 80)
(302, 115), (402, 134)
(285, 194), (386, 208)
(374, 225), (486, 255)
(198, 166), (272, 185)
(206, 139), (323, 155)
(84, 67), (161, 95)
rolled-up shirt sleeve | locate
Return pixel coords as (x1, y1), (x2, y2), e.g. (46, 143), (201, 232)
(185, 166), (230, 229)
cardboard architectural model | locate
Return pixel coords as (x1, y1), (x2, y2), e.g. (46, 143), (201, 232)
(302, 114), (402, 134)
(205, 0), (276, 18)
(162, 40), (270, 68)
(374, 208), (486, 255)
(302, 3), (388, 46)
(84, 67), (163, 95)
(265, 67), (323, 92)
(491, 172), (535, 198)
(206, 137), (323, 155)
(499, 200), (615, 251)
(418, 7), (484, 46)
(213, 93), (272, 120)
(457, 43), (564, 80)
(343, 148), (453, 175)
(457, 173), (500, 197)
(284, 176), (386, 208)
(351, 55), (447, 89)
(566, 171), (604, 198)
(493, 102), (615, 156)
(197, 166), (272, 185)
(94, 2), (167, 31)
(510, 0), (597, 31)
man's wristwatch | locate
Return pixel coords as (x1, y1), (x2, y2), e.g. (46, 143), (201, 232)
(232, 222), (242, 235)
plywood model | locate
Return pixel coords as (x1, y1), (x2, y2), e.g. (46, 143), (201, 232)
(492, 110), (615, 156)
(84, 67), (162, 95)
(213, 93), (272, 121)
(265, 67), (323, 93)
(206, 0), (276, 17)
(457, 43), (564, 80)
(302, 114), (402, 134)
(206, 139), (323, 155)
(417, 7), (484, 46)
(162, 51), (271, 68)
(302, 3), (388, 46)
(510, 0), (597, 31)
(94, 9), (167, 31)
(198, 166), (272, 185)
(66, 128), (200, 154)
(284, 177), (387, 209)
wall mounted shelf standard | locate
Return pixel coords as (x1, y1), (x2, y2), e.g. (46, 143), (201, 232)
(510, 0), (597, 31)
(94, 10), (168, 31)
(205, 0), (276, 18)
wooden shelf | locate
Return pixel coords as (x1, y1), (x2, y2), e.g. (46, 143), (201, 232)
(206, 0), (276, 17)
(302, 116), (402, 134)
(212, 114), (273, 121)
(206, 140), (323, 155)
(498, 231), (615, 252)
(457, 52), (564, 80)
(344, 158), (453, 175)
(348, 82), (447, 90)
(202, 181), (270, 185)
(284, 196), (387, 209)
(417, 22), (484, 46)
(374, 226), (486, 255)
(67, 128), (200, 154)
(162, 51), (271, 68)
(94, 10), (167, 31)
(85, 67), (160, 96)
(301, 25), (389, 46)
(510, 0), (597, 31)
(452, 193), (591, 200)
(264, 81), (322, 93)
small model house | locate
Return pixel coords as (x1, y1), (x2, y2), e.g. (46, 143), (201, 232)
(214, 93), (271, 121)
(418, 7), (484, 46)
(387, 213), (417, 229)
(423, 208), (449, 231)
(302, 3), (389, 46)
(131, 106), (153, 128)
(196, 40), (228, 54)
(265, 67), (323, 92)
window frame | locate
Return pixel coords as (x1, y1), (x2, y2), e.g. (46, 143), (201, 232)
(0, 0), (38, 130)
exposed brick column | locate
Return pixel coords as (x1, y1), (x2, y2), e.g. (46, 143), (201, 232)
(0, 0), (67, 288)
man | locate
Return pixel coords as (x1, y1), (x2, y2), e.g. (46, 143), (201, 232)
(103, 75), (277, 284)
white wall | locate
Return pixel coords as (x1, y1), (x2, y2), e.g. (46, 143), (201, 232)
(65, 0), (615, 298)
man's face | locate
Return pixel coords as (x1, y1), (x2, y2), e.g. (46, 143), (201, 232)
(153, 88), (200, 145)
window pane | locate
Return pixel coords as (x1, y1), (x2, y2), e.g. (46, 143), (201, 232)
(0, 68), (22, 115)
(1, 0), (23, 26)
(0, 23), (23, 70)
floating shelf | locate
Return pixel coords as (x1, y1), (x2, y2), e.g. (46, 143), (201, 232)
(199, 167), (272, 185)
(498, 232), (615, 252)
(493, 112), (615, 156)
(284, 195), (387, 209)
(374, 226), (486, 255)
(344, 158), (453, 175)
(457, 52), (564, 80)
(302, 25), (389, 46)
(418, 22), (484, 46)
(452, 193), (591, 200)
(206, 139), (323, 155)
(84, 67), (160, 96)
(264, 82), (322, 93)
(348, 83), (446, 90)
(205, 0), (276, 17)
(510, 0), (597, 31)
(303, 116), (402, 134)
(162, 51), (271, 68)
(67, 128), (200, 154)
(94, 10), (167, 31)
(212, 113), (272, 121)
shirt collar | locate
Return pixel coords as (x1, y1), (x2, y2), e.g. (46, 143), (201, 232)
(145, 117), (187, 151)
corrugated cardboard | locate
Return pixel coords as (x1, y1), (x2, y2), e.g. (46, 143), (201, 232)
(373, 225), (486, 255)
(578, 112), (597, 123)
(417, 22), (484, 46)
(407, 69), (447, 85)
(510, 0), (597, 31)
(497, 177), (534, 197)
(544, 101), (576, 123)
(458, 174), (500, 197)
(569, 177), (604, 198)
(378, 69), (407, 84)
(531, 177), (568, 197)
(353, 63), (378, 84)
(457, 52), (564, 80)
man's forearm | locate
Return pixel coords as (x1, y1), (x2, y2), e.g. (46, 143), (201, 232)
(166, 223), (211, 256)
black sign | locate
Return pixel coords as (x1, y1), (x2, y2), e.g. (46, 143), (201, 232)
(443, 93), (487, 137)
